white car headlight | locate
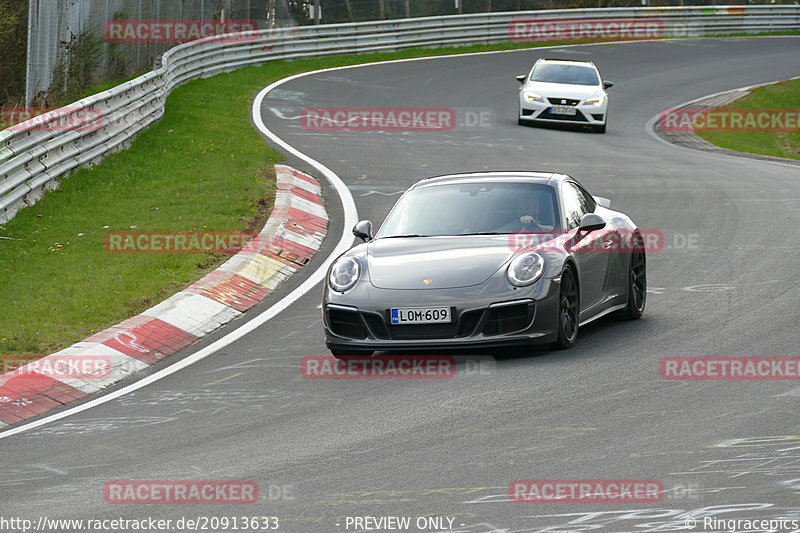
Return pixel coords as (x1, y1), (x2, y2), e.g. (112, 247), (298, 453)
(523, 91), (545, 103)
(507, 253), (545, 287)
(329, 256), (360, 292)
(584, 95), (606, 106)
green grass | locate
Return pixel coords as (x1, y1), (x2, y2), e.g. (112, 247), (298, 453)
(1, 34), (797, 357)
(0, 68), (281, 356)
(697, 77), (800, 160)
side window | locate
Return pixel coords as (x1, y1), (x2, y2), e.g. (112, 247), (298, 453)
(562, 182), (595, 229)
(574, 183), (596, 213)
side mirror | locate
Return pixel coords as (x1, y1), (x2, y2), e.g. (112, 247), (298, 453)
(593, 196), (611, 208)
(579, 213), (606, 232)
(516, 74), (527, 84)
(603, 80), (614, 89)
(352, 220), (374, 242)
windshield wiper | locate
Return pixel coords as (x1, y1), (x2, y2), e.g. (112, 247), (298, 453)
(460, 231), (501, 236)
(381, 234), (428, 239)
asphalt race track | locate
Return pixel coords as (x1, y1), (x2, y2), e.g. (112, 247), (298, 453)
(2, 37), (800, 532)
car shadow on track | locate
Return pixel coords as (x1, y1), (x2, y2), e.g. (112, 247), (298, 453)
(494, 314), (657, 364)
(365, 313), (657, 370)
(517, 119), (603, 135)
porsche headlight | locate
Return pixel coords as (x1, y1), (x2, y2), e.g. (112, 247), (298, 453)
(507, 253), (545, 287)
(329, 256), (360, 292)
(523, 91), (545, 103)
(585, 95), (606, 106)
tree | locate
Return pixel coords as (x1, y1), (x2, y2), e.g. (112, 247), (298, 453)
(0, 0), (28, 108)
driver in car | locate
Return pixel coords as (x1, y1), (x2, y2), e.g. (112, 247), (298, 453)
(496, 195), (545, 233)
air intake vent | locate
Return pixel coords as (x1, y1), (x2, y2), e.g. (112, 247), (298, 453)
(328, 308), (367, 339)
(483, 302), (534, 335)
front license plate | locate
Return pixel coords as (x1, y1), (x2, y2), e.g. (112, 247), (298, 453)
(390, 307), (451, 325)
(551, 106), (577, 115)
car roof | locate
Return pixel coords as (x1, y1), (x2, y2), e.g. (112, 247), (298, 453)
(410, 171), (571, 190)
(536, 58), (596, 67)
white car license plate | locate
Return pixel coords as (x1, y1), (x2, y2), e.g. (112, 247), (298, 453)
(390, 307), (451, 325)
(551, 106), (577, 116)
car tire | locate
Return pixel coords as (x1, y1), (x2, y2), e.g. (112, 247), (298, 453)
(553, 266), (579, 349)
(593, 124), (606, 134)
(618, 234), (646, 320)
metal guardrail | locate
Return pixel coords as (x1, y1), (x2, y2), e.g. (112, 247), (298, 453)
(2, 5), (799, 222)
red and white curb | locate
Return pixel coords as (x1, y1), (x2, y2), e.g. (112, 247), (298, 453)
(0, 164), (327, 429)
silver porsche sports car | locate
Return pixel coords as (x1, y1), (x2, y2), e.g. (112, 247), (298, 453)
(322, 172), (646, 356)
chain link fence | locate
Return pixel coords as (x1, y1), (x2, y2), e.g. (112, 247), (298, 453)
(26, 0), (274, 107)
(16, 0), (800, 108)
(296, 0), (800, 23)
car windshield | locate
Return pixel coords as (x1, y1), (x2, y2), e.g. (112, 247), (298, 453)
(376, 182), (561, 237)
(531, 63), (599, 85)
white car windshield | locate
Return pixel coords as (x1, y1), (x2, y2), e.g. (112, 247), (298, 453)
(531, 64), (599, 85)
(377, 182), (561, 237)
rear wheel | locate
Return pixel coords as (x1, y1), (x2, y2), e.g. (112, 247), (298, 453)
(554, 267), (579, 349)
(619, 237), (646, 320)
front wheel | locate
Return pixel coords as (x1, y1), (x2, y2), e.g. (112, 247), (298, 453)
(593, 123), (607, 133)
(553, 267), (579, 349)
(619, 237), (646, 320)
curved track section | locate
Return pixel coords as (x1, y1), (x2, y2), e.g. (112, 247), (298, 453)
(1, 38), (800, 532)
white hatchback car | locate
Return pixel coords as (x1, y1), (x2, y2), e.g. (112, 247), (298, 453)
(517, 58), (613, 133)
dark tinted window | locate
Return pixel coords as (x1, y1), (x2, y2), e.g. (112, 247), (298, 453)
(377, 182), (561, 237)
(531, 63), (599, 86)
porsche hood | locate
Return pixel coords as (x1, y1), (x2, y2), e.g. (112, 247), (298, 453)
(366, 236), (515, 290)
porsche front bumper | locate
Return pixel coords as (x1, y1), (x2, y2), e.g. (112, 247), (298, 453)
(322, 277), (561, 353)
